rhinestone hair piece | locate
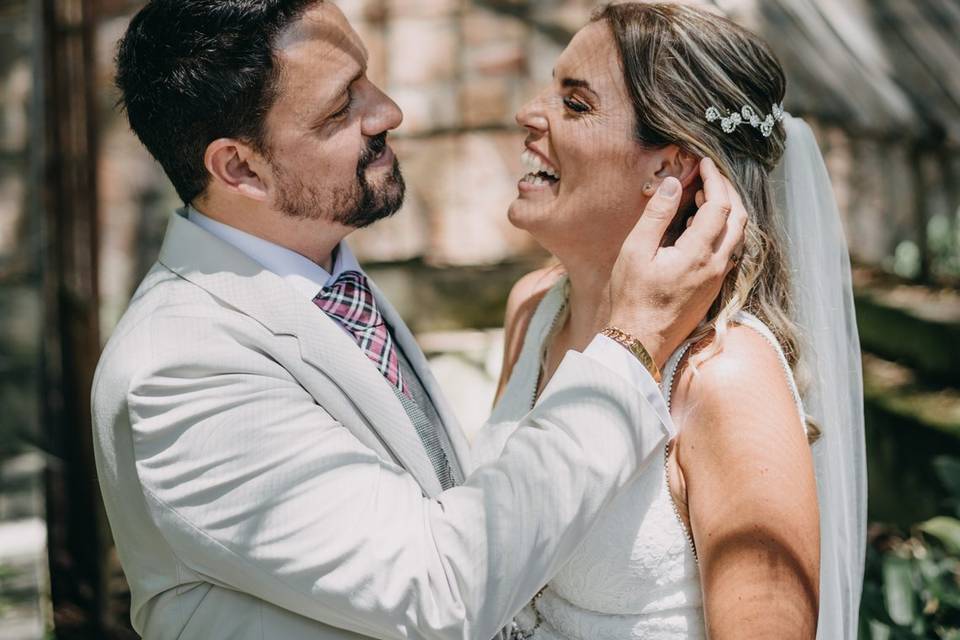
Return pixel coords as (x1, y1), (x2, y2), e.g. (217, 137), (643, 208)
(705, 102), (784, 137)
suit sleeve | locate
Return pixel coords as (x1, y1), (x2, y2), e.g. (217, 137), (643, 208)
(126, 314), (671, 639)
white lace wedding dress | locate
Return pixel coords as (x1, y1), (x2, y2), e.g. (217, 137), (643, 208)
(473, 277), (807, 640)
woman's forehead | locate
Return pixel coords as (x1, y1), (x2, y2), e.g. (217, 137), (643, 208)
(555, 23), (623, 92)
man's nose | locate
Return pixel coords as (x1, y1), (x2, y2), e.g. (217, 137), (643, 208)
(361, 79), (403, 136)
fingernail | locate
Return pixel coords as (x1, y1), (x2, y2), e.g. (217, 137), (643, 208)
(660, 177), (680, 197)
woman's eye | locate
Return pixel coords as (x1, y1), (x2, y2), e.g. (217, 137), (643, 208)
(563, 96), (590, 114)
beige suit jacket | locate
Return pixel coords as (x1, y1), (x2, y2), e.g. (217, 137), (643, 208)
(91, 210), (671, 639)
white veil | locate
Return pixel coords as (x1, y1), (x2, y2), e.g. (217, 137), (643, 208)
(773, 114), (868, 638)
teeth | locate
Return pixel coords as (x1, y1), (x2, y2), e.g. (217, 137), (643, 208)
(521, 149), (560, 180)
(521, 173), (550, 186)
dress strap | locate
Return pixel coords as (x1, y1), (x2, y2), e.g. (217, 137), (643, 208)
(729, 311), (806, 433)
(488, 274), (568, 423)
(660, 340), (695, 411)
(515, 275), (568, 374)
(658, 311), (806, 435)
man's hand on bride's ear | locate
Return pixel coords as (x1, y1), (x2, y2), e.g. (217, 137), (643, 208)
(608, 157), (747, 368)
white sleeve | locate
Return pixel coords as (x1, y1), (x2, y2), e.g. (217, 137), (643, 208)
(124, 316), (672, 640)
(583, 335), (674, 433)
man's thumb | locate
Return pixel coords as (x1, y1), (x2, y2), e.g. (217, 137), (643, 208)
(629, 177), (682, 257)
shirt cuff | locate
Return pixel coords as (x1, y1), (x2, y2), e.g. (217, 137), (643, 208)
(582, 335), (675, 435)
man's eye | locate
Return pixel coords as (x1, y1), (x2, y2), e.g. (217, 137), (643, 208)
(330, 94), (353, 119)
(563, 96), (590, 113)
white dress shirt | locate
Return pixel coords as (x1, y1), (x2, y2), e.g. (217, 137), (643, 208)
(188, 205), (360, 298)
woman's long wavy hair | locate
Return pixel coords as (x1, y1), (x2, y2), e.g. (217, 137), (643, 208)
(592, 3), (818, 439)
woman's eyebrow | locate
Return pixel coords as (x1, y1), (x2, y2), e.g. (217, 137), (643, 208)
(551, 68), (600, 98)
(561, 77), (592, 90)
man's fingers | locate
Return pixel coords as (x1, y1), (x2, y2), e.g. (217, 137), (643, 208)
(628, 176), (683, 260)
(675, 158), (731, 254)
(700, 157), (731, 214)
(716, 187), (749, 272)
(695, 189), (704, 208)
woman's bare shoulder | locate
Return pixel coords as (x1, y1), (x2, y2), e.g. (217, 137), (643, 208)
(504, 267), (564, 325)
(671, 322), (805, 462)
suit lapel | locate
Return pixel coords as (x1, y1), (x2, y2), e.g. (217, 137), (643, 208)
(157, 211), (443, 497)
(369, 280), (474, 477)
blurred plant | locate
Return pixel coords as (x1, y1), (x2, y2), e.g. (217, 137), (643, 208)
(891, 240), (922, 280)
(0, 563), (18, 615)
(927, 212), (960, 280)
(860, 456), (960, 638)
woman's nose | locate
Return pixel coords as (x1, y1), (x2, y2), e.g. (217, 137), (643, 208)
(515, 91), (549, 134)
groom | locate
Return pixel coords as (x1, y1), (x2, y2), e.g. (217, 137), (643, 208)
(93, 1), (746, 638)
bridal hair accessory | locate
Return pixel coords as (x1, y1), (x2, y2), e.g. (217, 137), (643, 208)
(705, 102), (784, 137)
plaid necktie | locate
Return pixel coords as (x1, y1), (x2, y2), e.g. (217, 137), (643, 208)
(313, 270), (409, 398)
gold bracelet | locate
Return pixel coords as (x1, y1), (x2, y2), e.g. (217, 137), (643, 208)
(600, 326), (662, 383)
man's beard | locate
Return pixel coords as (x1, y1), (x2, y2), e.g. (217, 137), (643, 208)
(270, 133), (405, 228)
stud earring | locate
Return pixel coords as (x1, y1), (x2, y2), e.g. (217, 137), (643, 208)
(642, 182), (655, 196)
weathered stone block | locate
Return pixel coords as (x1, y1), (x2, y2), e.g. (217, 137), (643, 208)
(465, 42), (527, 77)
(389, 84), (460, 134)
(459, 77), (512, 127)
(0, 60), (30, 153)
(387, 17), (458, 85)
(461, 7), (528, 47)
(387, 0), (462, 19)
(0, 173), (25, 261)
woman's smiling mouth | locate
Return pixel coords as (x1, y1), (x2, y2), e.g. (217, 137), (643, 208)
(519, 148), (561, 192)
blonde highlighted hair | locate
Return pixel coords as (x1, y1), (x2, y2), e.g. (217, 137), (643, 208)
(591, 3), (818, 440)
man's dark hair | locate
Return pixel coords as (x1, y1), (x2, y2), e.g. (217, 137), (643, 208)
(115, 0), (319, 204)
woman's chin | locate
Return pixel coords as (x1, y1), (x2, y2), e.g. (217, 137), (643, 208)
(507, 198), (550, 232)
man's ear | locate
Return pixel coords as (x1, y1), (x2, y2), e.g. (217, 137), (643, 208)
(203, 138), (271, 201)
(653, 145), (700, 189)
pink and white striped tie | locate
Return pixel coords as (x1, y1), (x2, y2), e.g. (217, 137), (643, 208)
(313, 271), (409, 398)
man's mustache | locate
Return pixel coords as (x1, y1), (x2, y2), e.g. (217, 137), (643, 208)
(358, 134), (388, 170)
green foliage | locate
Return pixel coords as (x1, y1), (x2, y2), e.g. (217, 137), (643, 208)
(0, 563), (18, 615)
(861, 456), (960, 638)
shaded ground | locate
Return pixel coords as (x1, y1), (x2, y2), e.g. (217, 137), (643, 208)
(0, 452), (48, 639)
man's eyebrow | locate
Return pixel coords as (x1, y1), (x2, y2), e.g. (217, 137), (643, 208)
(311, 65), (366, 128)
(330, 66), (365, 106)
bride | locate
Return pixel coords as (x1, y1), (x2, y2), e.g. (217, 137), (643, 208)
(474, 3), (866, 638)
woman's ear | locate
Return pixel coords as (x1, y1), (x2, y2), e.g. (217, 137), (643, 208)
(653, 145), (700, 189)
(203, 138), (271, 201)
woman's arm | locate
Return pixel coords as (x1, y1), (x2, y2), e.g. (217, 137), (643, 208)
(492, 267), (564, 406)
(670, 325), (820, 639)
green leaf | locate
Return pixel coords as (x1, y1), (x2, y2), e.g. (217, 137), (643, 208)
(867, 619), (892, 640)
(883, 555), (917, 626)
(919, 517), (960, 555)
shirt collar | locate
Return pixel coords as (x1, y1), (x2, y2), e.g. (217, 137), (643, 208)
(184, 205), (362, 299)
